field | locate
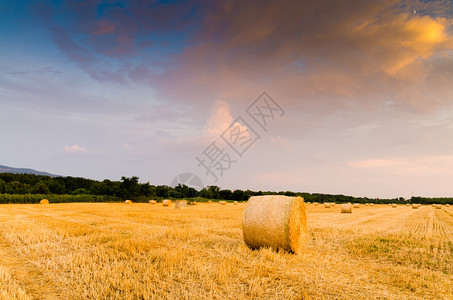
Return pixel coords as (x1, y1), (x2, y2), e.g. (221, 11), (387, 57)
(0, 202), (452, 299)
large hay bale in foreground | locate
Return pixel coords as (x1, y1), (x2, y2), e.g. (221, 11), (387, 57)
(125, 200), (132, 204)
(219, 201), (227, 205)
(324, 203), (330, 208)
(40, 199), (49, 204)
(341, 203), (352, 213)
(162, 199), (171, 206)
(242, 196), (307, 254)
(353, 203), (360, 208)
(175, 200), (187, 209)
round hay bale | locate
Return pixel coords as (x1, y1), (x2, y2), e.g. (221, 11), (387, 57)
(341, 203), (352, 213)
(412, 204), (419, 209)
(435, 204), (441, 209)
(125, 200), (132, 204)
(219, 201), (227, 205)
(242, 195), (307, 254)
(331, 203), (335, 206)
(162, 199), (171, 206)
(313, 202), (319, 206)
(175, 200), (187, 209)
(234, 201), (238, 205)
(406, 203), (410, 206)
(40, 199), (49, 204)
(324, 203), (330, 208)
(446, 204), (450, 207)
(392, 204), (397, 208)
(353, 203), (360, 208)
(370, 203), (374, 206)
(149, 200), (157, 204)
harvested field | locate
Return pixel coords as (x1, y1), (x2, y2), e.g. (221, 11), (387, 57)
(0, 203), (452, 299)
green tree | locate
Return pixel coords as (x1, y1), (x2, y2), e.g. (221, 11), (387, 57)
(32, 182), (50, 194)
(119, 176), (140, 199)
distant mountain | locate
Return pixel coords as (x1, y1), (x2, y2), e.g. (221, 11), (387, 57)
(0, 165), (62, 177)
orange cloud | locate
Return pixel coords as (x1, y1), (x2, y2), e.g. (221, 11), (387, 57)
(64, 144), (87, 153)
(204, 100), (233, 136)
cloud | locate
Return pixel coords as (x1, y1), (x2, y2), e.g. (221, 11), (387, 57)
(64, 144), (87, 153)
(33, 0), (453, 114)
(348, 155), (453, 174)
(204, 100), (234, 136)
(271, 136), (291, 151)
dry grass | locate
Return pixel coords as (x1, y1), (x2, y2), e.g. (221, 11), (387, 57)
(0, 203), (452, 299)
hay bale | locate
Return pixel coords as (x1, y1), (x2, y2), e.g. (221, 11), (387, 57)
(234, 201), (238, 205)
(149, 200), (157, 204)
(242, 195), (307, 254)
(446, 204), (450, 207)
(313, 202), (319, 206)
(406, 203), (410, 206)
(162, 199), (171, 206)
(324, 203), (330, 208)
(175, 200), (187, 209)
(125, 200), (132, 204)
(353, 203), (360, 208)
(219, 201), (227, 205)
(40, 199), (49, 204)
(370, 203), (374, 206)
(208, 200), (212, 203)
(392, 204), (397, 208)
(331, 203), (335, 206)
(341, 203), (352, 213)
(435, 204), (441, 209)
(412, 204), (419, 209)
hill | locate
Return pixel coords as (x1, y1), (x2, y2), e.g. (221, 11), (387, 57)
(0, 164), (61, 177)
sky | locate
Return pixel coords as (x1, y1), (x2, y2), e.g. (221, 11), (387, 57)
(1, 0), (453, 198)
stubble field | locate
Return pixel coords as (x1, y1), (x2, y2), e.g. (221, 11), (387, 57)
(0, 202), (452, 299)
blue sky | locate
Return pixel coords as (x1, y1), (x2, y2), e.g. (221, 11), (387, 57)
(1, 0), (453, 198)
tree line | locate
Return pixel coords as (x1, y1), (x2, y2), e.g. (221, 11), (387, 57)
(0, 173), (452, 204)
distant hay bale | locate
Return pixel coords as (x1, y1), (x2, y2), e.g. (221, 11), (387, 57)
(125, 200), (132, 204)
(412, 204), (419, 209)
(234, 201), (238, 205)
(370, 203), (374, 206)
(40, 199), (49, 204)
(313, 202), (319, 206)
(219, 201), (227, 205)
(331, 203), (335, 206)
(435, 204), (441, 209)
(392, 204), (397, 208)
(242, 195), (307, 254)
(324, 203), (330, 208)
(446, 204), (450, 207)
(353, 203), (360, 208)
(149, 200), (157, 204)
(208, 200), (212, 203)
(341, 203), (352, 213)
(175, 200), (187, 209)
(162, 199), (171, 206)
(406, 203), (410, 206)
